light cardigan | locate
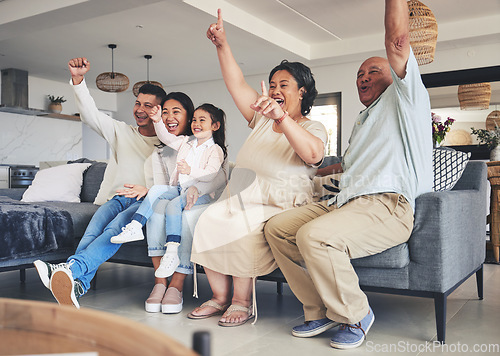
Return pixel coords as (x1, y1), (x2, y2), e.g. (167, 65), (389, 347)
(153, 121), (224, 191)
(71, 78), (160, 205)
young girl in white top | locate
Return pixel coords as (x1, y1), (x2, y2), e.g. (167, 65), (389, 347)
(111, 103), (227, 278)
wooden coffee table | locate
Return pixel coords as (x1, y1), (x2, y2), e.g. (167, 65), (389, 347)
(0, 298), (198, 356)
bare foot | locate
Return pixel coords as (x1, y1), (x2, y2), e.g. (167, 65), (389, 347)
(218, 304), (253, 326)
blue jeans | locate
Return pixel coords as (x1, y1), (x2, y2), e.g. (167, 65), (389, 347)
(164, 191), (211, 240)
(146, 189), (211, 274)
(131, 185), (176, 225)
(67, 195), (142, 293)
(133, 184), (211, 243)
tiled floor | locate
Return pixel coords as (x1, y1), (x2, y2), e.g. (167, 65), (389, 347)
(1, 262), (499, 355)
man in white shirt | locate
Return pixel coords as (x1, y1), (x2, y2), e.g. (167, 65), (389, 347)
(34, 57), (166, 308)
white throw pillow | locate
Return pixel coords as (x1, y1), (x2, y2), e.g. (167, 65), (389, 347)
(21, 163), (92, 202)
(433, 149), (470, 191)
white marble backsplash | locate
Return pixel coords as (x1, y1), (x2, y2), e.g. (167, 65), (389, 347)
(0, 112), (82, 166)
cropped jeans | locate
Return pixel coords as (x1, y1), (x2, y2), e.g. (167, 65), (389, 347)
(145, 185), (211, 275)
(67, 195), (142, 294)
(132, 184), (211, 241)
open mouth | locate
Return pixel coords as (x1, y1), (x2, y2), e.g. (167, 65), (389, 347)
(166, 122), (178, 132)
(192, 128), (202, 133)
(274, 98), (284, 107)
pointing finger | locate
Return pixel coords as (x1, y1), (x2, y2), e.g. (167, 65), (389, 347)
(216, 8), (223, 30)
(261, 81), (268, 97)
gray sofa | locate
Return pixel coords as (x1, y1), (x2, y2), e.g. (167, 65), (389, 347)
(0, 160), (154, 276)
(0, 158), (487, 343)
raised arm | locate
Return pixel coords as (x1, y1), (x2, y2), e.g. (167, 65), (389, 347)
(151, 105), (185, 151)
(384, 0), (410, 79)
(69, 57), (119, 145)
(251, 81), (325, 166)
(207, 9), (258, 122)
(68, 57), (88, 85)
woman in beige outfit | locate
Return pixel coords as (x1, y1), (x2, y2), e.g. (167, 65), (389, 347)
(188, 9), (327, 326)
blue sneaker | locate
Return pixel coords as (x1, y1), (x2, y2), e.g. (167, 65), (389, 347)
(330, 307), (375, 349)
(292, 317), (339, 338)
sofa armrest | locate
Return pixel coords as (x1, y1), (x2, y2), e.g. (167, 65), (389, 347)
(0, 188), (26, 201)
(408, 163), (487, 292)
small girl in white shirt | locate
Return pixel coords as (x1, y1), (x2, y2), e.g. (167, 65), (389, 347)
(111, 103), (227, 278)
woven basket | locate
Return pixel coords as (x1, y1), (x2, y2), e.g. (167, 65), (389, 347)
(458, 83), (491, 110)
(408, 0), (438, 65)
(486, 110), (500, 130)
(96, 72), (130, 93)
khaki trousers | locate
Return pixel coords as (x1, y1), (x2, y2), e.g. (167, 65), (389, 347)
(264, 193), (413, 324)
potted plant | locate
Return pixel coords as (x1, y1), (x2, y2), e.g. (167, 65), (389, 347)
(471, 126), (500, 161)
(47, 95), (67, 113)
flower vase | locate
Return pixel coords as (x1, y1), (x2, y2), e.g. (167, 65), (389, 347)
(490, 146), (500, 161)
(433, 139), (441, 149)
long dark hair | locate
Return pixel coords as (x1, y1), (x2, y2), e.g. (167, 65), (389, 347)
(268, 60), (318, 116)
(162, 92), (194, 135)
(194, 103), (227, 160)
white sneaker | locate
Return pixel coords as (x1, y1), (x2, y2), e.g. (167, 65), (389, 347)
(110, 221), (144, 244)
(50, 266), (84, 309)
(154, 253), (180, 278)
(34, 260), (69, 289)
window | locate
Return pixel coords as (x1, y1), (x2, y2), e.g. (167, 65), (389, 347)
(309, 92), (341, 156)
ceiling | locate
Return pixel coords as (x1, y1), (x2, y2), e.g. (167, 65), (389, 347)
(0, 0), (499, 92)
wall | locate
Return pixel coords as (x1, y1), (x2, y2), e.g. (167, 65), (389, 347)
(115, 42), (500, 161)
(0, 76), (116, 165)
(2, 41), (499, 166)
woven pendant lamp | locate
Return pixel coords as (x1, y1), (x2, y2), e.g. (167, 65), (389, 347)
(486, 110), (500, 130)
(407, 0), (438, 66)
(96, 44), (129, 93)
(458, 83), (491, 110)
(132, 55), (163, 97)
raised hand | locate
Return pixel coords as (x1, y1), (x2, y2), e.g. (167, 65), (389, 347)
(150, 105), (163, 123)
(177, 159), (191, 175)
(206, 8), (226, 48)
(68, 57), (90, 85)
(250, 81), (285, 121)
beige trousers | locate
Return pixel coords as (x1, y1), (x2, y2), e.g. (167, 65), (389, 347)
(264, 193), (413, 324)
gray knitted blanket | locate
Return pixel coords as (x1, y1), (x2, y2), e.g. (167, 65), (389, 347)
(0, 197), (73, 261)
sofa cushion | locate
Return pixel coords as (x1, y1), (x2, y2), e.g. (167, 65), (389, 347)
(81, 162), (107, 203)
(68, 158), (107, 203)
(312, 173), (341, 202)
(21, 163), (91, 203)
(351, 243), (410, 269)
(433, 148), (470, 191)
